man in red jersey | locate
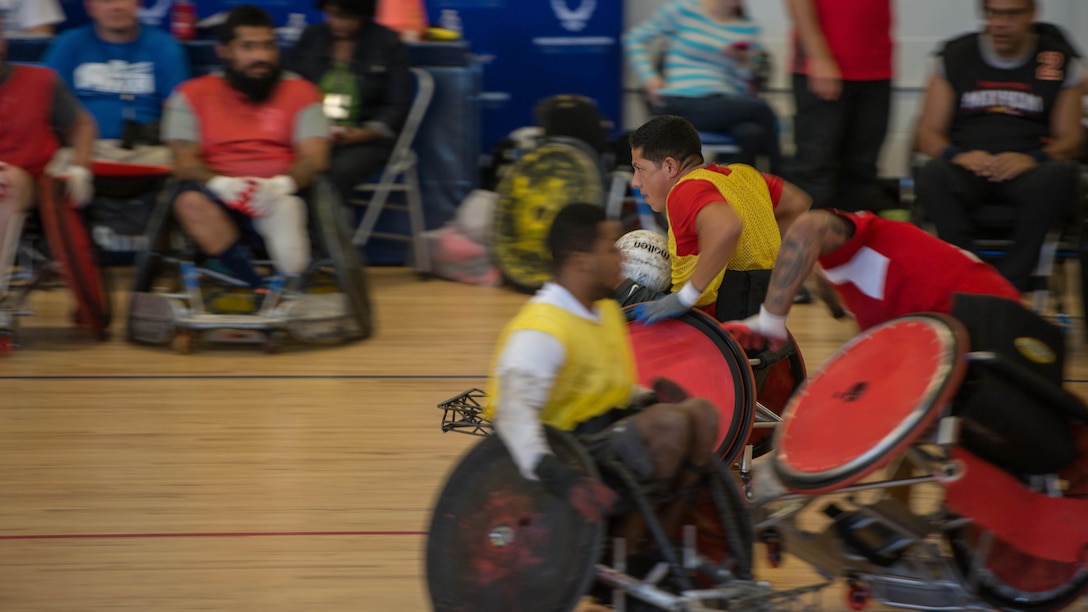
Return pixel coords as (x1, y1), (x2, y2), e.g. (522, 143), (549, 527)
(0, 14), (96, 303)
(162, 6), (330, 289)
(785, 0), (893, 214)
(722, 209), (1021, 349)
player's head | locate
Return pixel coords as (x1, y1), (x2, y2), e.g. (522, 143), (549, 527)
(316, 0), (377, 39)
(980, 0), (1036, 56)
(85, 0), (141, 38)
(628, 116), (703, 213)
(548, 203), (623, 300)
(218, 5), (283, 103)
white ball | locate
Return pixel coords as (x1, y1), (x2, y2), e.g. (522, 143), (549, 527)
(616, 230), (671, 293)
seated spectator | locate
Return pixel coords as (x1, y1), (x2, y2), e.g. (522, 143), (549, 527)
(624, 0), (781, 173)
(42, 0), (188, 167)
(914, 0), (1085, 292)
(0, 0), (64, 36)
(162, 6), (329, 288)
(0, 15), (96, 296)
(287, 0), (412, 211)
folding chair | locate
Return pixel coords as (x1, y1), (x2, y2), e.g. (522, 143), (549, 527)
(350, 67), (435, 273)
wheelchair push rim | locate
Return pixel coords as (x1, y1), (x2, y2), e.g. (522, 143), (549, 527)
(772, 314), (968, 494)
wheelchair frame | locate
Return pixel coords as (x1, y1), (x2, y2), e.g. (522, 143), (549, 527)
(127, 179), (372, 353)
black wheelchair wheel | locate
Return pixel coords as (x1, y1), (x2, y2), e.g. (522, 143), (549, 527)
(426, 426), (604, 612)
(310, 179), (373, 340)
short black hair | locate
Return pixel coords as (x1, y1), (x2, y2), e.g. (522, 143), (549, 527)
(547, 203), (606, 274)
(315, 0), (377, 19)
(629, 115), (704, 167)
(219, 5), (276, 45)
(980, 0), (1035, 12)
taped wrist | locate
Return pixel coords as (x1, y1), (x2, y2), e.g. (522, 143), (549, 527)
(759, 305), (788, 339)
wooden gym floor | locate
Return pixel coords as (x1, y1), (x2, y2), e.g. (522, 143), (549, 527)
(2, 267), (1087, 611)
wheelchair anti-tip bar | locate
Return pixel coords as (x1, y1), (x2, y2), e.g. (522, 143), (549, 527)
(437, 388), (493, 437)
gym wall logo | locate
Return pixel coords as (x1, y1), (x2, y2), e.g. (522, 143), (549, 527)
(551, 0), (596, 32)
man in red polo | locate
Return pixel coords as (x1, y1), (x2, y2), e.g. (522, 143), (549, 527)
(162, 6), (329, 289)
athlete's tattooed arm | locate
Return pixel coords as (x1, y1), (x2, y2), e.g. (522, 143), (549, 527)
(764, 211), (853, 316)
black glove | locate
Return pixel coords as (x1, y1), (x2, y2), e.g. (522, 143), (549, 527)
(534, 454), (617, 523)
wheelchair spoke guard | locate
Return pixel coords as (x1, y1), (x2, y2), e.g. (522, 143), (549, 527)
(427, 427), (603, 612)
(773, 314), (968, 494)
(492, 141), (603, 293)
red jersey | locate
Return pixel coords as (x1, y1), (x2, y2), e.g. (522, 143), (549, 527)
(667, 164), (784, 259)
(818, 211), (1020, 331)
(791, 0), (893, 81)
(174, 74), (324, 178)
(0, 66), (62, 177)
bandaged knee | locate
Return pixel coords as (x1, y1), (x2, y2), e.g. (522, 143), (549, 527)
(252, 195), (310, 275)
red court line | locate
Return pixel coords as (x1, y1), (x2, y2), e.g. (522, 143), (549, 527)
(0, 531), (426, 541)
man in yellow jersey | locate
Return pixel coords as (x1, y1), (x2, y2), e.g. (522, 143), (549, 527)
(485, 203), (720, 523)
(627, 115), (811, 323)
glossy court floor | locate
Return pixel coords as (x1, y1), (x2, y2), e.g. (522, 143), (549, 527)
(2, 267), (1087, 611)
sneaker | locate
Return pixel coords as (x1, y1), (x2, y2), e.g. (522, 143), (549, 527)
(199, 259), (251, 288)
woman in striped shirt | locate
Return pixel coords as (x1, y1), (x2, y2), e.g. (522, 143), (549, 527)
(624, 0), (781, 173)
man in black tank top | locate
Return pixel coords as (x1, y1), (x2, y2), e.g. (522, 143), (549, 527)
(913, 0), (1085, 292)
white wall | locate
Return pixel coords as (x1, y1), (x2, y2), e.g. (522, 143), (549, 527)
(621, 0), (1086, 178)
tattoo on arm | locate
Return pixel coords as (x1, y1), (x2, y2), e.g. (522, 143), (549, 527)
(767, 232), (818, 312)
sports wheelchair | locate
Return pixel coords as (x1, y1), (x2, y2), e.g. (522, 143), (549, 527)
(0, 161), (159, 353)
(749, 294), (1088, 612)
(126, 179), (372, 353)
(428, 309), (812, 611)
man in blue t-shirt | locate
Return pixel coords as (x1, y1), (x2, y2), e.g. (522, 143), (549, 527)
(43, 0), (188, 166)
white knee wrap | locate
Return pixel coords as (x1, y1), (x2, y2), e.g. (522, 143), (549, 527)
(0, 212), (26, 299)
(252, 195), (310, 275)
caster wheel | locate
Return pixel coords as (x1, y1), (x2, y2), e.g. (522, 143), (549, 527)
(759, 530), (783, 568)
(846, 578), (870, 610)
(765, 541), (783, 568)
(172, 331), (196, 354)
(263, 331), (285, 354)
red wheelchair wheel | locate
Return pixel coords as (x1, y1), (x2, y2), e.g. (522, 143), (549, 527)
(626, 309), (757, 466)
(37, 176), (112, 338)
(773, 314), (968, 494)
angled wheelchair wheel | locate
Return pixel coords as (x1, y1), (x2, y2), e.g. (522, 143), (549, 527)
(310, 180), (372, 340)
(748, 332), (806, 458)
(426, 427), (604, 612)
(37, 176), (112, 339)
(625, 308), (757, 467)
(949, 427), (1088, 612)
(129, 179), (181, 296)
(773, 314), (969, 494)
(127, 180), (184, 345)
(950, 526), (1088, 612)
(679, 462), (755, 582)
(492, 140), (603, 293)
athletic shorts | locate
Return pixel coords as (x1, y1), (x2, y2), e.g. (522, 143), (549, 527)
(572, 407), (656, 482)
